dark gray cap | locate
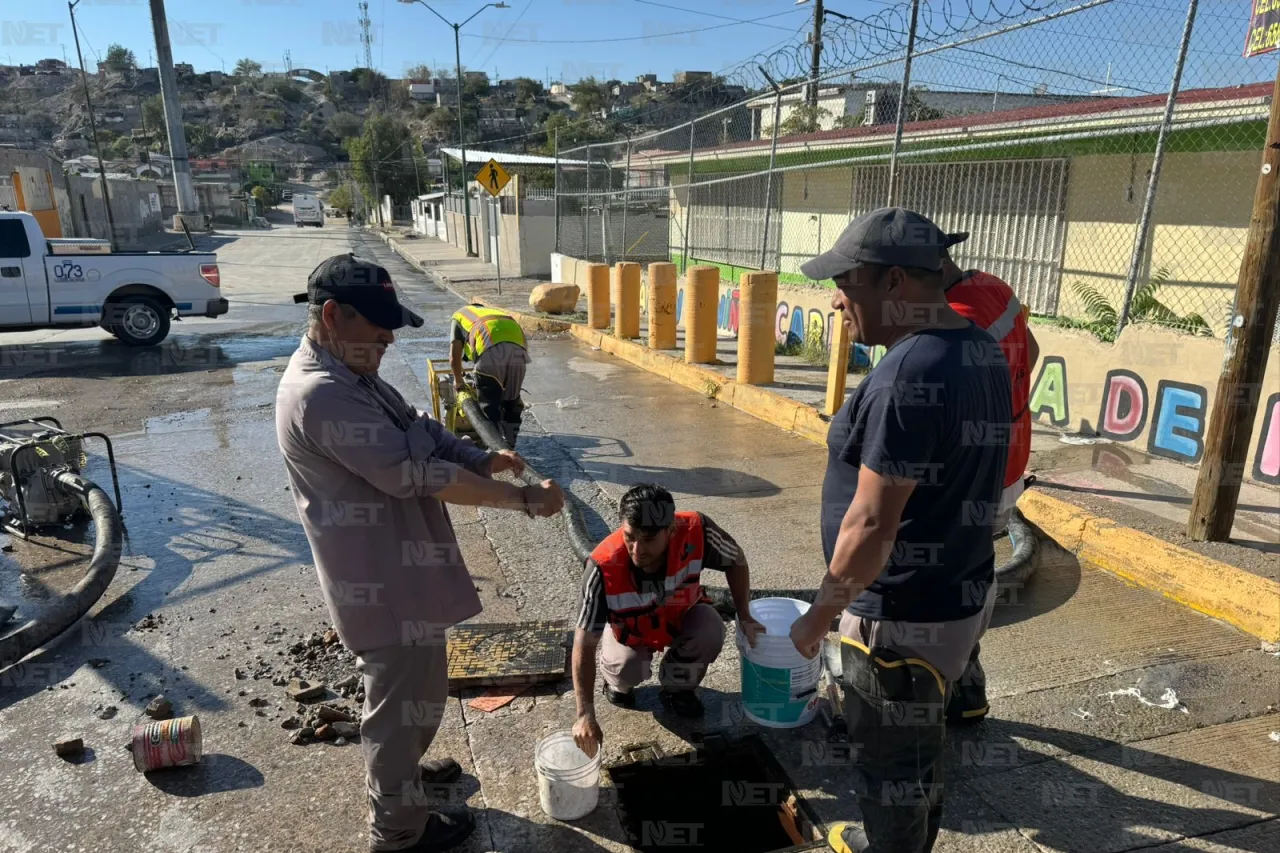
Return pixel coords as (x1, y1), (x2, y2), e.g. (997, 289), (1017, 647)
(800, 207), (951, 281)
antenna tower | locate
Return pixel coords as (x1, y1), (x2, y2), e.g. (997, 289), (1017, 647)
(357, 1), (374, 71)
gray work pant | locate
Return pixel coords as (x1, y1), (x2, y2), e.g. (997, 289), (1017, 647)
(599, 603), (726, 692)
(473, 342), (528, 447)
(358, 640), (449, 851)
(836, 583), (997, 853)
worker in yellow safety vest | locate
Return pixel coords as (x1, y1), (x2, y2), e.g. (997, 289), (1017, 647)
(450, 304), (531, 447)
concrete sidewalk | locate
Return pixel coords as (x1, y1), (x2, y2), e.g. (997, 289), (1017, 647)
(377, 228), (1279, 644)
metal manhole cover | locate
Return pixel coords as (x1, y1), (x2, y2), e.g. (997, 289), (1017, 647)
(447, 620), (570, 687)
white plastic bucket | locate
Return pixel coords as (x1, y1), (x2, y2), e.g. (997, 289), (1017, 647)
(737, 598), (823, 728)
(534, 730), (602, 821)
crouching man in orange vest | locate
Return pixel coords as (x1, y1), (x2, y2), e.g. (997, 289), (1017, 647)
(571, 484), (764, 757)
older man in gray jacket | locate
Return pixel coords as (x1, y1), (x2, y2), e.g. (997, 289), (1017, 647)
(276, 254), (564, 853)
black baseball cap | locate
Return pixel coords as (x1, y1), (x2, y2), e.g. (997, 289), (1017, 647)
(293, 253), (424, 331)
(800, 207), (951, 281)
(944, 231), (969, 248)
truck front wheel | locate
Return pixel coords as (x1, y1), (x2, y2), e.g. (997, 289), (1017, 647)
(103, 296), (170, 346)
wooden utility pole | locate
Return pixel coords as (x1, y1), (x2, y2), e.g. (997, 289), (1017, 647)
(1187, 62), (1280, 541)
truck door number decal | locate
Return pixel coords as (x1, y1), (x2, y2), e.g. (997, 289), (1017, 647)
(52, 261), (85, 282)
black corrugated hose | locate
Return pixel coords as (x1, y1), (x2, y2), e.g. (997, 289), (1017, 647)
(461, 396), (1039, 618)
(0, 471), (124, 666)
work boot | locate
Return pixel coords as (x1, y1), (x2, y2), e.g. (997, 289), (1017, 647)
(658, 689), (704, 719)
(602, 682), (635, 709)
(826, 821), (870, 853)
(397, 806), (476, 853)
(946, 647), (989, 725)
(419, 758), (463, 785)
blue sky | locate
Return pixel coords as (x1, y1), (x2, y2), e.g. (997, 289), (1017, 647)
(2, 0), (1272, 94)
(3, 0), (820, 83)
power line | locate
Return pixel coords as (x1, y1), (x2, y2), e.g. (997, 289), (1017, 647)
(458, 9), (808, 44)
(471, 0), (534, 72)
(626, 0), (804, 33)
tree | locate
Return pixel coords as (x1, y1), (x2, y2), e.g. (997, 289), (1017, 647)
(423, 106), (457, 142)
(110, 136), (134, 159)
(234, 58), (263, 78)
(571, 77), (608, 116)
(463, 75), (490, 98)
(536, 113), (615, 155)
(513, 77), (542, 103)
(352, 68), (387, 97)
(405, 64), (433, 83)
(774, 104), (831, 137)
(103, 44), (136, 72)
(141, 95), (165, 133)
(343, 111), (418, 206)
(184, 123), (214, 155)
(251, 185), (270, 207)
(326, 111), (363, 141)
(328, 181), (359, 212)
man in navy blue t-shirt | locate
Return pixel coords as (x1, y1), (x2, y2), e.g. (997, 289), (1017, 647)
(788, 208), (1011, 853)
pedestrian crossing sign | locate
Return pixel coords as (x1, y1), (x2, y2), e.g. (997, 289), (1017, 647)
(475, 158), (511, 197)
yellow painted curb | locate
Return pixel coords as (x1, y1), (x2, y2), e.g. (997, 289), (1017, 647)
(481, 297), (1280, 644)
(1019, 491), (1280, 643)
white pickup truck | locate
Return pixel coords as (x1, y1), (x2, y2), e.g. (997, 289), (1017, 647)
(0, 211), (227, 346)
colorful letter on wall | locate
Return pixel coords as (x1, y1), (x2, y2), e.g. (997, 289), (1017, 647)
(789, 306), (804, 344)
(1147, 380), (1207, 463)
(775, 302), (790, 342)
(1253, 392), (1280, 486)
(1097, 369), (1148, 441)
(1029, 357), (1069, 427)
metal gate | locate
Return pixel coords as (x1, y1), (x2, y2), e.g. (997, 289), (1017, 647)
(851, 159), (1070, 315)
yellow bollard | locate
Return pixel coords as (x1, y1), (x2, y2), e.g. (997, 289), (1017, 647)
(737, 271), (778, 385)
(586, 263), (610, 329)
(684, 266), (719, 364)
(613, 262), (641, 339)
(647, 262), (678, 350)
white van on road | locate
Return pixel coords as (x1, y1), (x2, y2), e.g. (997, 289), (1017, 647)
(291, 193), (324, 228)
(0, 211), (226, 346)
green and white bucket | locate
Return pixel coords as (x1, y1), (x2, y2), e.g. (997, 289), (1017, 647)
(736, 598), (822, 728)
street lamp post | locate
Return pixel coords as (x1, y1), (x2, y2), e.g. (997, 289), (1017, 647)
(400, 0), (508, 257)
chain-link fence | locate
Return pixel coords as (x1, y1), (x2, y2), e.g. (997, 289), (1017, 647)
(553, 0), (1276, 341)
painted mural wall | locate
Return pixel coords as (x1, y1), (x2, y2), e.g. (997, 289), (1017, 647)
(1026, 324), (1278, 485)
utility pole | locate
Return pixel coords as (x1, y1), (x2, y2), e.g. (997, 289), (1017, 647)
(148, 0), (202, 229)
(808, 0), (823, 107)
(68, 0), (117, 248)
(1187, 61), (1280, 542)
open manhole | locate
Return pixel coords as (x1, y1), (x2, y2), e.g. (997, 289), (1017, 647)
(607, 733), (826, 852)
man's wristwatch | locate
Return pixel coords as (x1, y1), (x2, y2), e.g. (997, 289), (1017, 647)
(520, 484), (535, 518)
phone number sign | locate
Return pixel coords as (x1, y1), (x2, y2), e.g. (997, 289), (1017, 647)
(1246, 0), (1280, 57)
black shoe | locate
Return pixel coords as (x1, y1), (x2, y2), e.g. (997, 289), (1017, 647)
(658, 689), (704, 719)
(602, 683), (635, 709)
(403, 806), (476, 853)
(420, 758), (463, 785)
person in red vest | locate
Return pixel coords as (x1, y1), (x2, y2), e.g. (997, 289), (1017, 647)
(940, 232), (1040, 724)
(570, 484), (764, 757)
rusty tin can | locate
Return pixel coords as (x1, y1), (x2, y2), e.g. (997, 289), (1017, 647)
(131, 714), (203, 772)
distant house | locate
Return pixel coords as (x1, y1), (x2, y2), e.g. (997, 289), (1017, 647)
(408, 81), (438, 102)
(674, 71), (712, 86)
(174, 63), (195, 77)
